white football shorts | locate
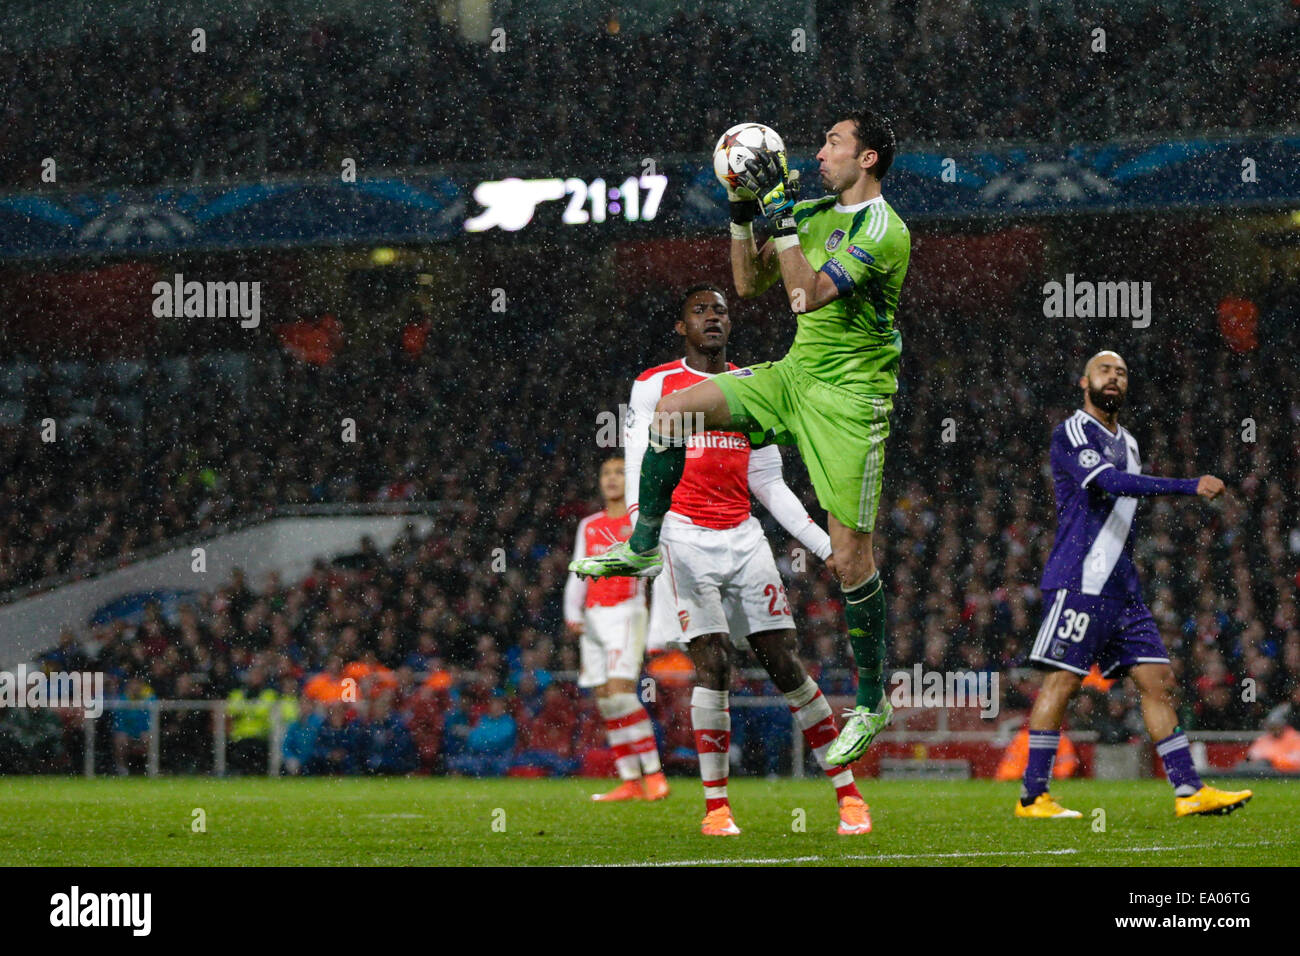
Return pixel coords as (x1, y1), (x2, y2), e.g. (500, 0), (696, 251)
(649, 514), (794, 649)
(579, 600), (649, 688)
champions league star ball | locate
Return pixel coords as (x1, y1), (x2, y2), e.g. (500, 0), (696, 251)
(712, 122), (785, 198)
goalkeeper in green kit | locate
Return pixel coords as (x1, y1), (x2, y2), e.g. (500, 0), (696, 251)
(571, 109), (910, 768)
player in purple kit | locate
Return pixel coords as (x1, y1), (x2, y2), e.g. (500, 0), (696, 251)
(1017, 350), (1253, 819)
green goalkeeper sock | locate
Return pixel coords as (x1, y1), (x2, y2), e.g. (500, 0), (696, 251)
(627, 428), (686, 554)
(844, 572), (887, 709)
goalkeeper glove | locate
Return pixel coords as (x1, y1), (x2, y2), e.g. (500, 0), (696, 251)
(737, 149), (800, 237)
(727, 186), (760, 227)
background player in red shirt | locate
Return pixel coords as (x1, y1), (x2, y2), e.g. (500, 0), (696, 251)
(627, 285), (870, 835)
(563, 455), (669, 801)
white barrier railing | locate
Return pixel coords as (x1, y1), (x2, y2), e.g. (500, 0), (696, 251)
(65, 697), (1264, 779)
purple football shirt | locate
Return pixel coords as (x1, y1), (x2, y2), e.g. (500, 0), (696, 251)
(1040, 410), (1196, 598)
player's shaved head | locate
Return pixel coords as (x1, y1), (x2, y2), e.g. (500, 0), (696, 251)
(1080, 350), (1128, 415)
(1084, 350), (1127, 377)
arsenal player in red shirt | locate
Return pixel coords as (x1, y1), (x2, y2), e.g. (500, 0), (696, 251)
(564, 455), (669, 802)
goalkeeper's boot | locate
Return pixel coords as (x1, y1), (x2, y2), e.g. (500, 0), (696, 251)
(701, 804), (741, 837)
(1175, 785), (1252, 817)
(591, 779), (644, 802)
(826, 700), (894, 767)
(837, 795), (873, 835)
(1015, 793), (1083, 819)
(643, 771), (671, 801)
(569, 541), (662, 580)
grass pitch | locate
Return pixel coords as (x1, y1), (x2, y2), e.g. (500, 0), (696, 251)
(0, 776), (1293, 867)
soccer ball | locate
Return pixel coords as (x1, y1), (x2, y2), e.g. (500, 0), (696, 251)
(712, 122), (785, 198)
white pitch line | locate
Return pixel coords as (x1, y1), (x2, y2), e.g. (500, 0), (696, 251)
(591, 841), (1271, 868)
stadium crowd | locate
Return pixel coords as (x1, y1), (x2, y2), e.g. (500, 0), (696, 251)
(2, 254), (1298, 775)
(1, 0), (1295, 189)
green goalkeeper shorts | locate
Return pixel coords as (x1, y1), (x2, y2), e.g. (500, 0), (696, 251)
(714, 356), (893, 534)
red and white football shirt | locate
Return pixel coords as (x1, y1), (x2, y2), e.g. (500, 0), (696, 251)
(624, 359), (751, 530)
(563, 509), (643, 620)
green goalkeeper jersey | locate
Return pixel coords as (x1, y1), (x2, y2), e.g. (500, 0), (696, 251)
(785, 194), (910, 396)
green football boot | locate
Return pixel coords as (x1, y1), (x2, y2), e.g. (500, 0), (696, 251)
(826, 700), (894, 767)
(568, 541), (662, 580)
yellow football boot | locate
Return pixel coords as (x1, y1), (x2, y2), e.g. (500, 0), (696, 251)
(1175, 785), (1253, 817)
(1015, 793), (1083, 819)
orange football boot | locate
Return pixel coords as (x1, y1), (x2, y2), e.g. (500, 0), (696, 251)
(643, 772), (671, 801)
(837, 796), (873, 835)
(700, 804), (741, 836)
(591, 779), (645, 802)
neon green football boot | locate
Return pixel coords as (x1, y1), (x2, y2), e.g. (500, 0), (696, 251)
(569, 541), (663, 580)
(826, 700), (894, 767)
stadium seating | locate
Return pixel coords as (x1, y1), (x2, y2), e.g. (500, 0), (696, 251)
(0, 3), (1295, 190)
(3, 265), (1296, 775)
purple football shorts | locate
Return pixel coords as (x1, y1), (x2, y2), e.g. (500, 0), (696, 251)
(1029, 589), (1170, 677)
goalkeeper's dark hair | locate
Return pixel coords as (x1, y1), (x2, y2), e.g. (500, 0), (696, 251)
(676, 282), (727, 321)
(846, 108), (897, 180)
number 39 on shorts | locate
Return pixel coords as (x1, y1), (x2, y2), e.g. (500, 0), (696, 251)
(1056, 609), (1090, 642)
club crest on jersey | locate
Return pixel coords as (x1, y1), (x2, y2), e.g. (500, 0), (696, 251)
(1078, 448), (1100, 468)
(677, 610), (691, 632)
(825, 228), (845, 251)
(847, 245), (874, 264)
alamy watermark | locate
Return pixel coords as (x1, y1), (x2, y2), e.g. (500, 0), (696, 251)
(1042, 274), (1151, 328)
(597, 405), (713, 458)
(888, 665), (999, 718)
(50, 886), (150, 936)
(0, 665), (104, 718)
(151, 273), (260, 328)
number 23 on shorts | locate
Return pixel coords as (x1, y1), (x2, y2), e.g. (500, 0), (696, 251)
(764, 583), (792, 617)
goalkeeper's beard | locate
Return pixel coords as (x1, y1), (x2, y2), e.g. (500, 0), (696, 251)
(1089, 384), (1125, 413)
